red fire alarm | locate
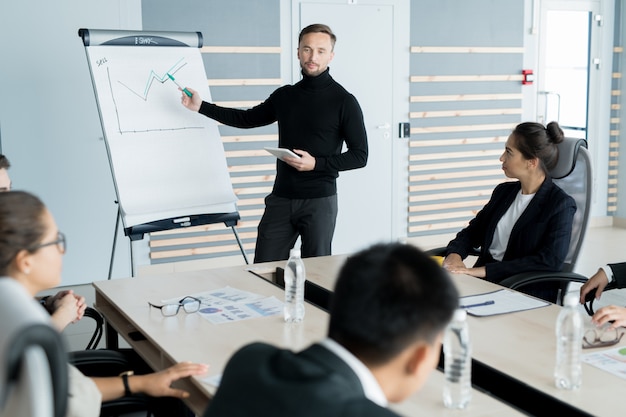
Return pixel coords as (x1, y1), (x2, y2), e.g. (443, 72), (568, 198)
(522, 69), (534, 85)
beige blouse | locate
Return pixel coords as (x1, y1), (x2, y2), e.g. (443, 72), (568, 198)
(66, 364), (102, 417)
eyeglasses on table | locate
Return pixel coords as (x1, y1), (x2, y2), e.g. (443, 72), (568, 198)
(582, 325), (625, 349)
(148, 296), (202, 317)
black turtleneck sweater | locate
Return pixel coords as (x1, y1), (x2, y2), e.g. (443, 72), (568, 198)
(198, 68), (368, 199)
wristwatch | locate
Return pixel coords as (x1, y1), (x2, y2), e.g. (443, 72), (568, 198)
(119, 370), (134, 397)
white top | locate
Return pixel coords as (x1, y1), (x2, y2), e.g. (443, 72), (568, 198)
(320, 338), (388, 407)
(489, 190), (535, 261)
(0, 278), (101, 417)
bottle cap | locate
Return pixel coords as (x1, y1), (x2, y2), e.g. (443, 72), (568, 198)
(563, 293), (578, 307)
(453, 308), (467, 321)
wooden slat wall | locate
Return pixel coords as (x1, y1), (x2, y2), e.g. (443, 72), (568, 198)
(148, 46), (281, 264)
(408, 45), (523, 238)
(607, 39), (623, 213)
(146, 37), (622, 263)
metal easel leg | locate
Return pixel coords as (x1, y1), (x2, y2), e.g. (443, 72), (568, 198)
(129, 239), (135, 277)
(231, 226), (249, 264)
(108, 204), (121, 280)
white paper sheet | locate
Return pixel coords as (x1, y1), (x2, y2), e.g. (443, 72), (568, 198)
(459, 289), (550, 316)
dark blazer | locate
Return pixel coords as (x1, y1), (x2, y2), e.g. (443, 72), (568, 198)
(445, 177), (576, 283)
(203, 342), (400, 417)
(608, 263), (626, 288)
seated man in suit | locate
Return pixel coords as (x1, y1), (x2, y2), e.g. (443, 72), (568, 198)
(203, 242), (459, 416)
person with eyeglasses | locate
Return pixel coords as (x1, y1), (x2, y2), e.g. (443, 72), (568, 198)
(580, 263), (626, 329)
(0, 153), (88, 331)
(0, 190), (209, 417)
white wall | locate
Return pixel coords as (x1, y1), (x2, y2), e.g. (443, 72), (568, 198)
(0, 0), (142, 286)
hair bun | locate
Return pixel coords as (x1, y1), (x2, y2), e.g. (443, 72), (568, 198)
(546, 121), (564, 144)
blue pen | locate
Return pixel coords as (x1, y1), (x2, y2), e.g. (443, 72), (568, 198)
(459, 300), (495, 309)
(167, 73), (192, 97)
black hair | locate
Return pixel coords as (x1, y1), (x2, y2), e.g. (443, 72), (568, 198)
(328, 242), (458, 366)
(0, 191), (47, 275)
(512, 121), (564, 173)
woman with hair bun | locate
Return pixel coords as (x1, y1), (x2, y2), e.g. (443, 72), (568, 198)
(442, 121), (576, 291)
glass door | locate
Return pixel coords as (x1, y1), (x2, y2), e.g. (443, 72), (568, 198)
(537, 0), (601, 140)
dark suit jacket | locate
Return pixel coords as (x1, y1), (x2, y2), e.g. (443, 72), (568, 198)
(608, 263), (626, 288)
(203, 342), (400, 417)
(445, 177), (576, 283)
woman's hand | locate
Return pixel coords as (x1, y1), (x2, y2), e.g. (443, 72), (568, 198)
(132, 362), (210, 398)
(49, 290), (86, 331)
(442, 253), (470, 273)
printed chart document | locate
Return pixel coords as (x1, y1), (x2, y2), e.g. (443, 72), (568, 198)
(459, 289), (550, 316)
(161, 286), (283, 324)
(583, 346), (626, 380)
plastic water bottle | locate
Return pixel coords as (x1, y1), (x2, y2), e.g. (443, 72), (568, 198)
(443, 308), (472, 409)
(554, 293), (583, 389)
(284, 248), (305, 322)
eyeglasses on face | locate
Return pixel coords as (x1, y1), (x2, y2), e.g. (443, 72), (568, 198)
(582, 326), (625, 349)
(30, 232), (66, 254)
(148, 296), (202, 317)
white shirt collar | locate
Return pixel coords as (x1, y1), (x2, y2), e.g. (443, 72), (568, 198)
(320, 338), (388, 407)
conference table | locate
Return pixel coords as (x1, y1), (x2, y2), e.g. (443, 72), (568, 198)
(93, 263), (526, 416)
(252, 254), (626, 417)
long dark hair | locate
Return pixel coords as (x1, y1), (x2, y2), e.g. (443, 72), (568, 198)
(0, 191), (47, 275)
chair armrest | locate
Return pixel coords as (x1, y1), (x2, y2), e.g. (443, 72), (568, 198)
(425, 247), (447, 257)
(68, 349), (131, 376)
(425, 247), (480, 258)
(83, 306), (104, 350)
(499, 271), (588, 306)
(583, 281), (618, 316)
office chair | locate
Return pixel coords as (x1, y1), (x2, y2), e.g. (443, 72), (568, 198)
(83, 306), (104, 350)
(68, 306), (157, 417)
(1, 325), (68, 417)
(70, 307), (192, 417)
(429, 137), (592, 305)
(0, 280), (68, 417)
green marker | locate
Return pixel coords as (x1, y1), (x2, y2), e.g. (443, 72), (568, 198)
(167, 73), (192, 97)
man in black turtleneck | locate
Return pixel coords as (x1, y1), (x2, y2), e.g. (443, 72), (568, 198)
(181, 23), (368, 263)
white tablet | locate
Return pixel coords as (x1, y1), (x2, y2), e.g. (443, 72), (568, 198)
(264, 147), (301, 161)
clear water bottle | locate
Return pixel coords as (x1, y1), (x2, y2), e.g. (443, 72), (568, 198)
(443, 308), (472, 409)
(554, 293), (583, 389)
(284, 248), (305, 323)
